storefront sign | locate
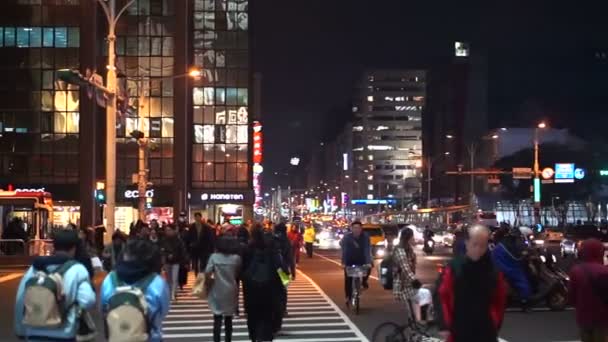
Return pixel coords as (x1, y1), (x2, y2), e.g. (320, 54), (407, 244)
(124, 189), (155, 199)
(201, 193), (245, 201)
(14, 188), (46, 193)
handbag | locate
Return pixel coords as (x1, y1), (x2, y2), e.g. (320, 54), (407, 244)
(192, 273), (214, 299)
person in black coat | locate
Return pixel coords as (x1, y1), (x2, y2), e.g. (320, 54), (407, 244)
(242, 225), (286, 341)
(161, 224), (186, 301)
(187, 212), (216, 275)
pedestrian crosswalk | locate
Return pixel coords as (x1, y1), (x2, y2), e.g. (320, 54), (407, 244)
(163, 271), (369, 342)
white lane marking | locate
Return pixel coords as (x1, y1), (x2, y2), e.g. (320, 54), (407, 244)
(164, 330), (356, 338)
(166, 311), (338, 319)
(163, 316), (345, 325)
(164, 322), (352, 331)
(313, 252), (379, 281)
(296, 270), (370, 342)
(169, 307), (335, 313)
(0, 273), (22, 283)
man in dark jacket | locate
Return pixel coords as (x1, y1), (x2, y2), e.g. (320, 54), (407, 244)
(340, 221), (372, 301)
(162, 224), (186, 301)
(438, 224), (507, 342)
(187, 213), (215, 275)
(568, 239), (608, 342)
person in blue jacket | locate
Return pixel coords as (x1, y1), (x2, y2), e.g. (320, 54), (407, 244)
(100, 238), (170, 342)
(14, 229), (96, 341)
(340, 221), (372, 303)
(491, 229), (532, 305)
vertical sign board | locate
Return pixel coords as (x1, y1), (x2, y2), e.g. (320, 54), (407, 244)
(253, 121), (263, 209)
(554, 163), (575, 183)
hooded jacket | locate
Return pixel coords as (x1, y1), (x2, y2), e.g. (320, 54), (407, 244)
(568, 238), (608, 328)
(100, 260), (170, 342)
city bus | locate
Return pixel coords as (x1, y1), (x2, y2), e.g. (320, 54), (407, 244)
(362, 205), (472, 229)
(0, 189), (53, 240)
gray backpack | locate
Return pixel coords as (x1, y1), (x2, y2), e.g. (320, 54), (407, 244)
(105, 272), (155, 342)
(22, 260), (78, 328)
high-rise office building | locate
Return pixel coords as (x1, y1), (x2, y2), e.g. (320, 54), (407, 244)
(0, 0), (254, 235)
(351, 70), (426, 207)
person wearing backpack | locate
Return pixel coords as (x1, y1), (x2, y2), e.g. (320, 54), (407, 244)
(243, 224), (285, 342)
(205, 236), (242, 342)
(101, 239), (170, 342)
(568, 238), (608, 342)
(14, 229), (96, 341)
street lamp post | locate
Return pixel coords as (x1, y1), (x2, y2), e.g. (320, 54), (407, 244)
(533, 122), (547, 224)
(426, 157), (433, 208)
(98, 0), (135, 240)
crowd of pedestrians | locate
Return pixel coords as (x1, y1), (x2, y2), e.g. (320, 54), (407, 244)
(13, 215), (306, 342)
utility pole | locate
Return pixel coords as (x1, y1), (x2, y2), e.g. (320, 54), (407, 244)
(426, 157), (433, 208)
(136, 84), (149, 221)
(468, 143), (477, 206)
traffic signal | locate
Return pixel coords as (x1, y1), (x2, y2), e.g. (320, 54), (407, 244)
(95, 189), (106, 204)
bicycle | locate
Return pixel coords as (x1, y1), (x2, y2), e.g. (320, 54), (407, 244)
(345, 264), (370, 315)
(372, 301), (441, 342)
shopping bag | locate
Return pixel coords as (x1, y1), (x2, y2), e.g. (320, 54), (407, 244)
(277, 268), (291, 288)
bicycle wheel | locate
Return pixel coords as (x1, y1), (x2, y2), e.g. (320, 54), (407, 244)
(372, 322), (406, 342)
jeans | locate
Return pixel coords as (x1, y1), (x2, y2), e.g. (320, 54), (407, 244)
(305, 242), (313, 258)
(213, 315), (233, 342)
(191, 254), (210, 275)
(166, 263), (179, 299)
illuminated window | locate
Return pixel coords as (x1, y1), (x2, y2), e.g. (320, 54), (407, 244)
(367, 175), (373, 180)
(367, 194), (374, 200)
(368, 184), (374, 191)
(367, 96), (374, 102)
(367, 155), (373, 161)
(352, 126), (363, 132)
(384, 96), (394, 101)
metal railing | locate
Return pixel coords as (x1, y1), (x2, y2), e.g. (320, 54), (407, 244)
(0, 239), (26, 256)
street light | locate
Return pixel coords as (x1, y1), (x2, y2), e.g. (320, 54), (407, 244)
(533, 122), (548, 223)
(446, 134), (454, 139)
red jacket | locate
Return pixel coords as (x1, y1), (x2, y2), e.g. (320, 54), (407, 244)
(438, 257), (507, 342)
(568, 239), (608, 329)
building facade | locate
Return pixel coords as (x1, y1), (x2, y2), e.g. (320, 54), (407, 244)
(0, 0), (254, 234)
(351, 70), (426, 208)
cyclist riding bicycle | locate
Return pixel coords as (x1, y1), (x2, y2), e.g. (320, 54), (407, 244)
(340, 220), (372, 307)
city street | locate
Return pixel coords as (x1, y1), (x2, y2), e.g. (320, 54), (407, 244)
(0, 245), (579, 342)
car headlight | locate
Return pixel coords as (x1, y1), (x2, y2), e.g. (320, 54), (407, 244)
(534, 239), (545, 246)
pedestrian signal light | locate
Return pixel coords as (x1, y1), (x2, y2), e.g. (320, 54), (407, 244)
(95, 189), (106, 204)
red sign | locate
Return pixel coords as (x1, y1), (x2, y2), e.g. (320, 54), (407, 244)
(253, 121), (263, 164)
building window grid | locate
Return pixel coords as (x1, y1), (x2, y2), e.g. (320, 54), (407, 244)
(115, 0), (175, 185)
(191, 0), (249, 189)
(0, 52), (80, 183)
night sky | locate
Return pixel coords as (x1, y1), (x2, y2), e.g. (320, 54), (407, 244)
(251, 1), (608, 185)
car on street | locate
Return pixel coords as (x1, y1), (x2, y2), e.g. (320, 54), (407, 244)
(361, 224), (386, 258)
(560, 224), (608, 258)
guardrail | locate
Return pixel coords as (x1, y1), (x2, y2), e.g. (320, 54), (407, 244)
(0, 239), (26, 256)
